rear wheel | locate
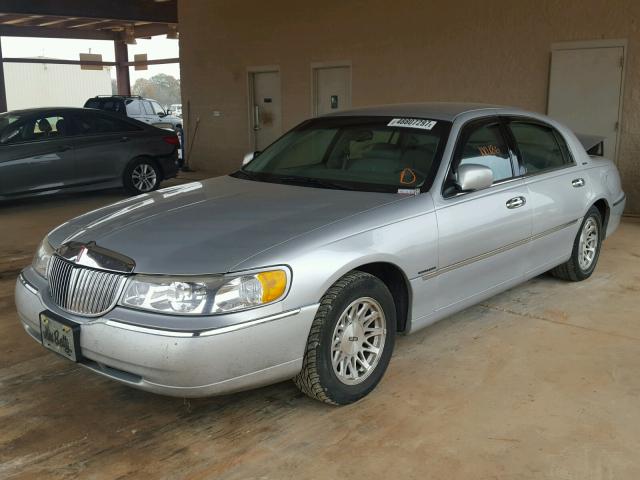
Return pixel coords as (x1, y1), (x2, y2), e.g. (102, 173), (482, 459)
(551, 206), (603, 282)
(123, 158), (161, 195)
(294, 271), (396, 405)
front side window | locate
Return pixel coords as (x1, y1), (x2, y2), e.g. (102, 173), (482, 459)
(509, 122), (571, 174)
(0, 114), (68, 144)
(455, 120), (513, 182)
(237, 116), (451, 193)
(151, 101), (165, 115)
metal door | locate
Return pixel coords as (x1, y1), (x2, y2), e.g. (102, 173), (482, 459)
(548, 44), (624, 161)
(313, 66), (351, 116)
(250, 71), (282, 151)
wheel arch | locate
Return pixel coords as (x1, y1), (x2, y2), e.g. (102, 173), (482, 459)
(125, 154), (164, 181)
(592, 198), (610, 234)
(351, 261), (412, 334)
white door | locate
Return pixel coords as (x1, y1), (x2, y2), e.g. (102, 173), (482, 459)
(250, 71), (282, 151)
(313, 66), (351, 116)
(547, 44), (624, 161)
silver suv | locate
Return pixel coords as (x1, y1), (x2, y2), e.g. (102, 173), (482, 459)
(84, 95), (183, 131)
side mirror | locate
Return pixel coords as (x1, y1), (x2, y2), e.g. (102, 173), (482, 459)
(455, 164), (494, 192)
(166, 110), (172, 116)
(242, 151), (256, 166)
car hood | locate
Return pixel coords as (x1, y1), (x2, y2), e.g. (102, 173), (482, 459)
(48, 176), (404, 274)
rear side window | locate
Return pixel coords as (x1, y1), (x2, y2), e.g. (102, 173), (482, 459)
(509, 122), (572, 174)
(84, 98), (126, 114)
(126, 100), (142, 116)
(455, 120), (513, 182)
(142, 102), (154, 115)
(73, 113), (141, 135)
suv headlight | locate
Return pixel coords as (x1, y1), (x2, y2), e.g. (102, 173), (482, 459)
(119, 268), (290, 315)
(33, 238), (55, 279)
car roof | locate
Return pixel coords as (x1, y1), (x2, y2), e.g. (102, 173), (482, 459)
(5, 106), (135, 115)
(327, 102), (526, 121)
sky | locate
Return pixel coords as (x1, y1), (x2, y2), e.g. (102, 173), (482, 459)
(1, 35), (180, 82)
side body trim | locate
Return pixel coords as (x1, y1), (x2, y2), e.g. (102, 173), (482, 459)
(422, 219), (579, 280)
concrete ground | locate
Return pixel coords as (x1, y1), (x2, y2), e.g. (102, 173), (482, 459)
(1, 180), (639, 479)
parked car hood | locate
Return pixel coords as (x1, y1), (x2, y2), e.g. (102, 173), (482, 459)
(48, 176), (404, 275)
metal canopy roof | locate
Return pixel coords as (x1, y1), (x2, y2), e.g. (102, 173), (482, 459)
(0, 0), (178, 39)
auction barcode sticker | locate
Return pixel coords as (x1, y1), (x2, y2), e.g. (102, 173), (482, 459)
(387, 118), (437, 130)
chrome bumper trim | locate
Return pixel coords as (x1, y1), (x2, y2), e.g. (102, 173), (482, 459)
(103, 308), (304, 338)
(18, 273), (38, 295)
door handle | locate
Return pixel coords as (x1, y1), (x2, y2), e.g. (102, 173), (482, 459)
(58, 145), (73, 152)
(120, 136), (130, 142)
(506, 196), (526, 209)
(572, 178), (585, 188)
(253, 105), (261, 131)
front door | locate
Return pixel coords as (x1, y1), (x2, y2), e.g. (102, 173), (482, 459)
(0, 112), (76, 196)
(250, 71), (282, 151)
(547, 43), (625, 161)
(313, 66), (351, 116)
(434, 118), (532, 309)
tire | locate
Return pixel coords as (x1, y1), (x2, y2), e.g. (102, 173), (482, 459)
(294, 271), (396, 405)
(123, 158), (162, 195)
(551, 206), (603, 282)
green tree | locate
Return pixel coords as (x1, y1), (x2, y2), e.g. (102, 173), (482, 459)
(132, 73), (181, 108)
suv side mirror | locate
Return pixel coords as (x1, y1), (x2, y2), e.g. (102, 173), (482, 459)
(165, 110), (172, 116)
(455, 164), (494, 192)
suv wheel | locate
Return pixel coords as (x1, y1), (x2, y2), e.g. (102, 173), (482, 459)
(123, 158), (161, 195)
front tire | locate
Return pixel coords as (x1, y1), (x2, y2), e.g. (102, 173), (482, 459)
(294, 271), (396, 405)
(123, 158), (161, 195)
(551, 206), (603, 282)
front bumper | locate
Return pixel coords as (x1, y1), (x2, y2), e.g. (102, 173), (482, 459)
(15, 269), (318, 398)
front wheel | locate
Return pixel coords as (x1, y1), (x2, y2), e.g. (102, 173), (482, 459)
(551, 206), (603, 282)
(123, 158), (161, 195)
(294, 271), (396, 405)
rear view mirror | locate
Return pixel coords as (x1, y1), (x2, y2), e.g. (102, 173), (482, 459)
(455, 164), (494, 192)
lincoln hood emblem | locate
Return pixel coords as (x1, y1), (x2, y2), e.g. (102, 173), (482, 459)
(56, 241), (136, 273)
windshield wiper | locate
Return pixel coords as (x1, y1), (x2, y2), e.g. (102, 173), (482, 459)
(274, 175), (357, 191)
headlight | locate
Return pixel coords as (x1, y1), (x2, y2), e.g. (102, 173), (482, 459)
(119, 268), (289, 315)
(32, 239), (55, 278)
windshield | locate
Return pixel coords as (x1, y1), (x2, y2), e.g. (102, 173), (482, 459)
(235, 116), (451, 193)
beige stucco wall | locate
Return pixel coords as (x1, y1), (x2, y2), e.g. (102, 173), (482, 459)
(178, 0), (640, 214)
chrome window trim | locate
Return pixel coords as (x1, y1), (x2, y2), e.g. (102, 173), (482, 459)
(421, 219), (579, 280)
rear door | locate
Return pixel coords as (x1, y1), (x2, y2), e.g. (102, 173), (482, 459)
(505, 118), (588, 274)
(434, 117), (532, 309)
(69, 112), (146, 184)
(0, 111), (76, 196)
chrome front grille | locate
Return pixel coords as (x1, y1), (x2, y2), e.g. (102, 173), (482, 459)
(48, 255), (127, 316)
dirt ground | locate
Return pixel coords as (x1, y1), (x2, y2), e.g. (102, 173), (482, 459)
(1, 179), (639, 479)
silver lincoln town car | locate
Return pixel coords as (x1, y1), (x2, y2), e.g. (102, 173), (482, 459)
(16, 103), (625, 405)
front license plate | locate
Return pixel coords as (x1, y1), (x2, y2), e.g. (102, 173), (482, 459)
(39, 312), (80, 362)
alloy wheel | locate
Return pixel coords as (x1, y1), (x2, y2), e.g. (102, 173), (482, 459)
(578, 217), (599, 271)
(131, 164), (158, 192)
(331, 297), (387, 386)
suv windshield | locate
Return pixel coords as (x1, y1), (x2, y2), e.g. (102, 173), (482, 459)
(235, 116), (451, 193)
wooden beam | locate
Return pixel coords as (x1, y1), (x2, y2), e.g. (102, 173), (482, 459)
(114, 40), (131, 96)
(124, 57), (179, 67)
(0, 37), (6, 112)
(0, 24), (117, 39)
(3, 57), (117, 66)
(0, 0), (177, 24)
